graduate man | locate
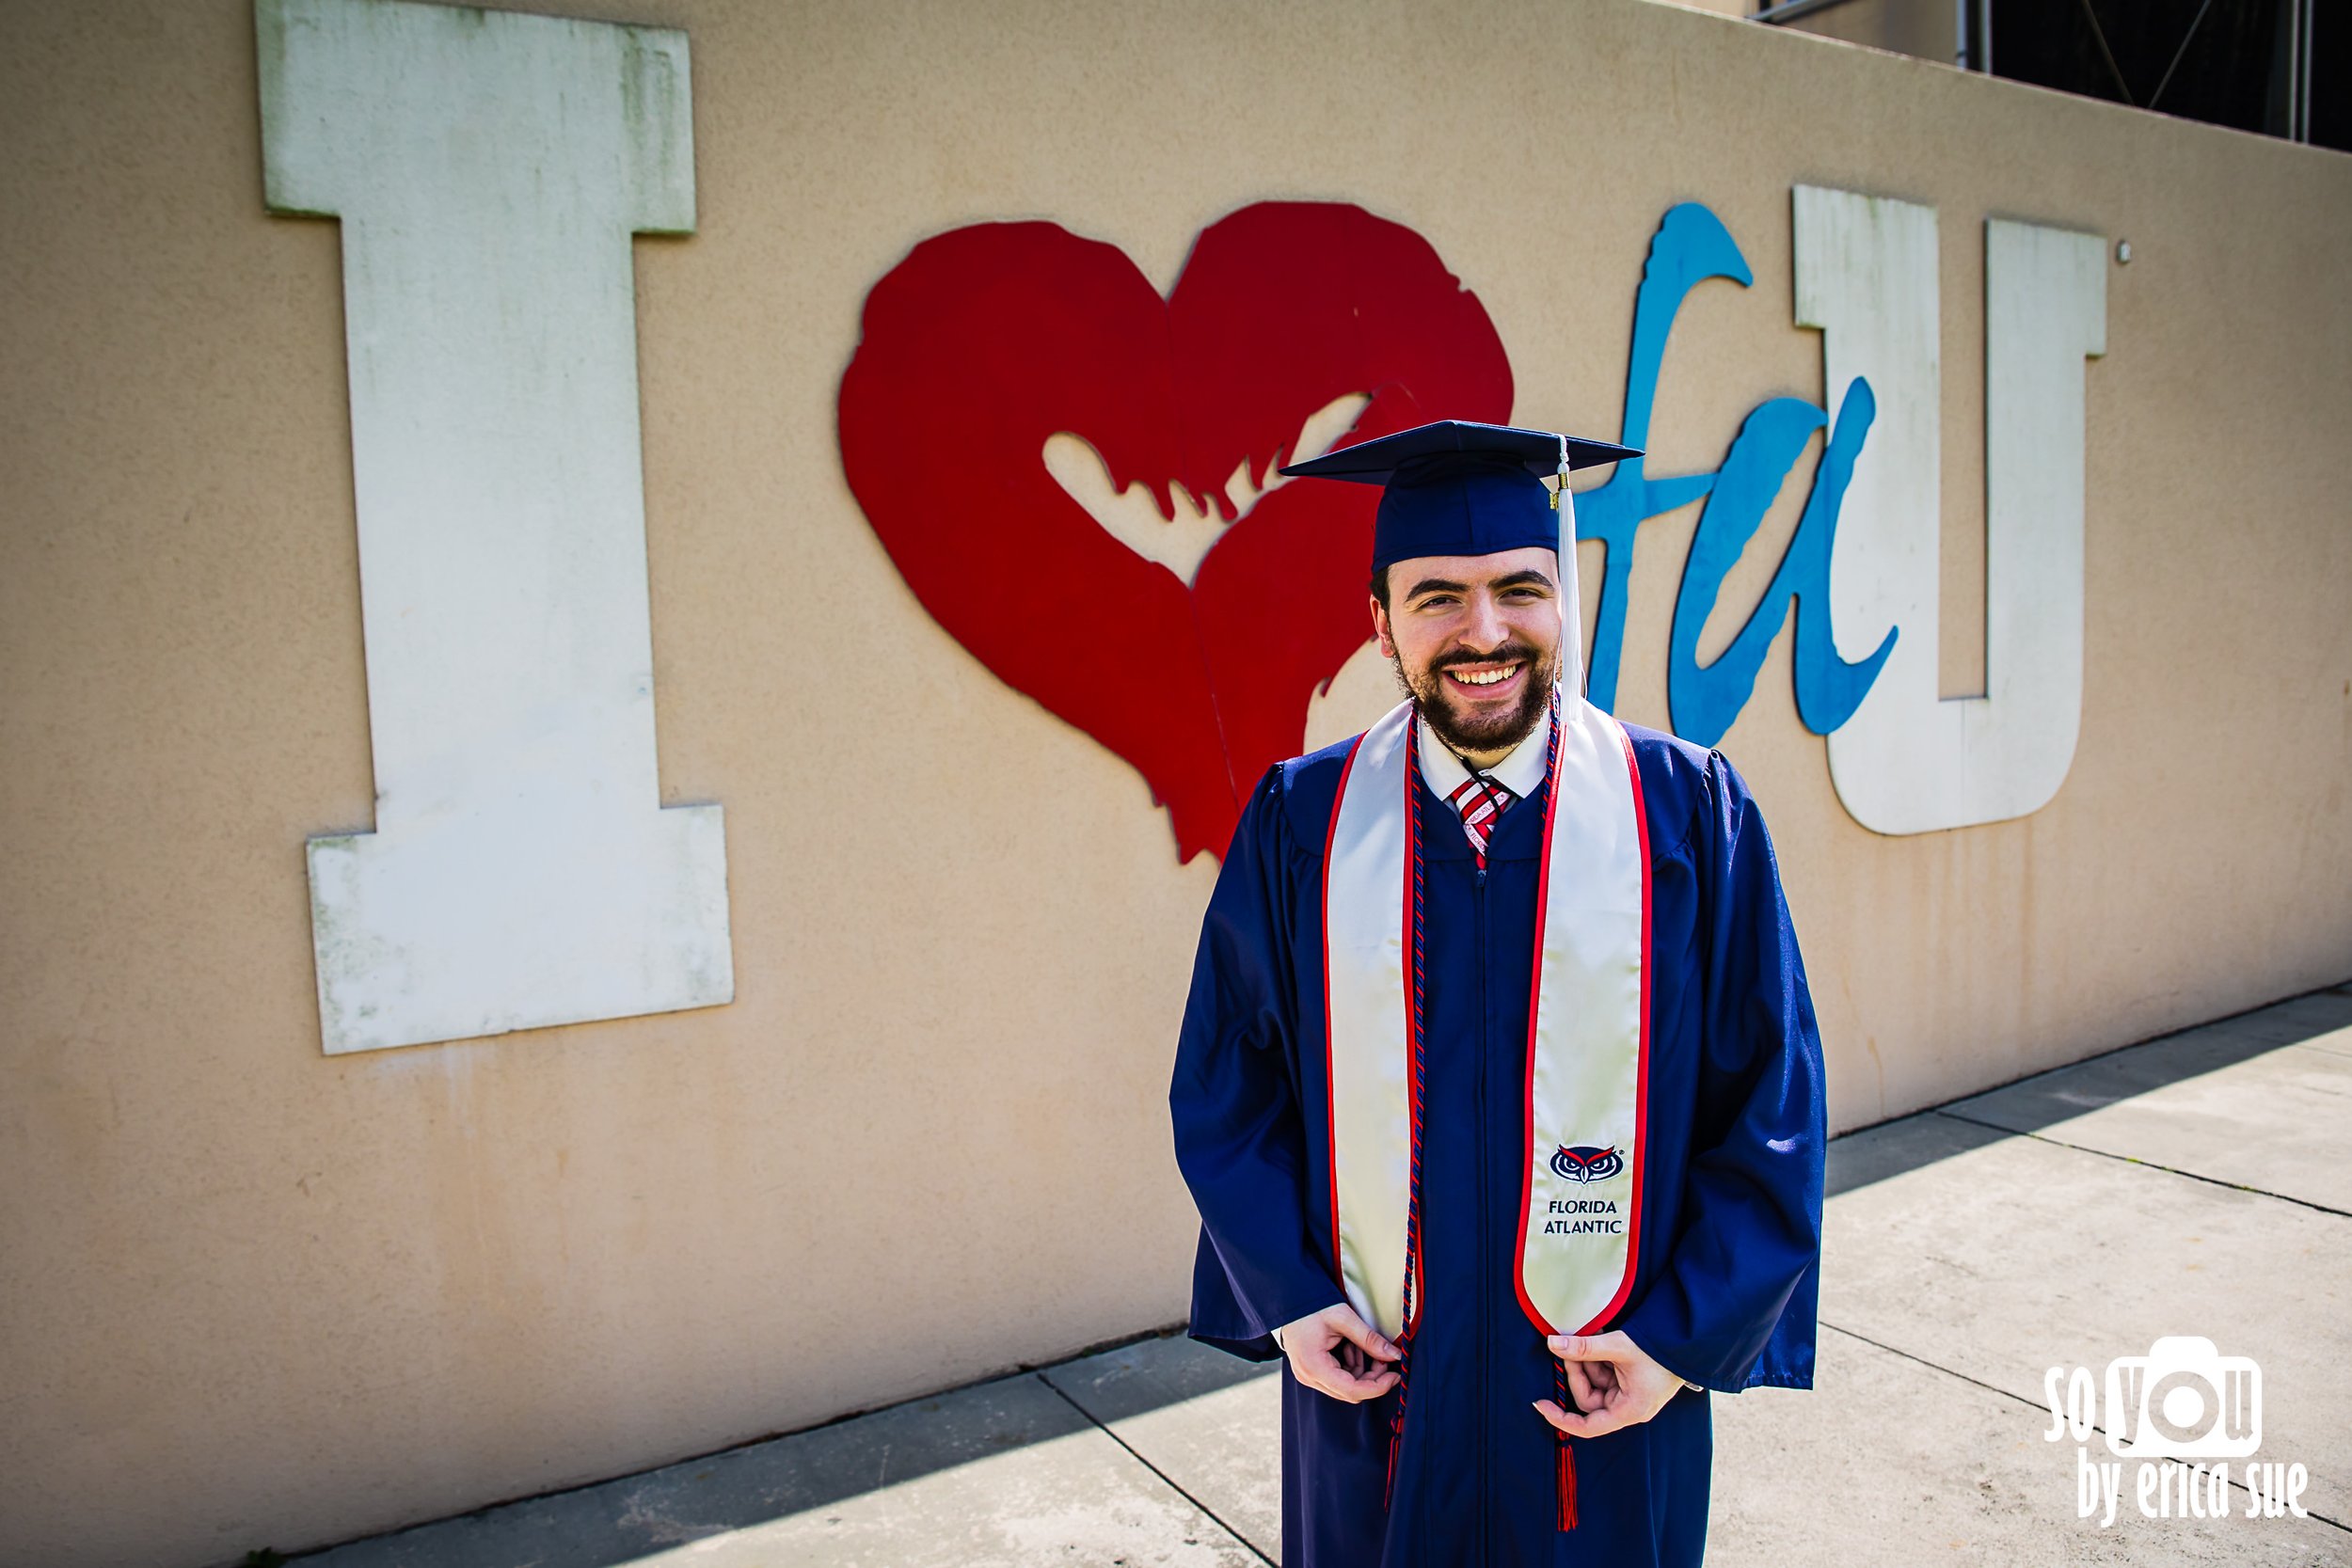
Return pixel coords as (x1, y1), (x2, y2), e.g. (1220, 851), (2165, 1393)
(1168, 420), (1826, 1566)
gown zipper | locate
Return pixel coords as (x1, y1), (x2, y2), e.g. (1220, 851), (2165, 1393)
(1473, 861), (1489, 1563)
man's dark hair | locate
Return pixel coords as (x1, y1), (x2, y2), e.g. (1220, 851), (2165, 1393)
(1370, 564), (1391, 608)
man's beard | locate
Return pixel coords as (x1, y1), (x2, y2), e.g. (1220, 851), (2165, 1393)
(1393, 639), (1561, 757)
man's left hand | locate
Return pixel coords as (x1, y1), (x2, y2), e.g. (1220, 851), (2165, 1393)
(1534, 1331), (1684, 1438)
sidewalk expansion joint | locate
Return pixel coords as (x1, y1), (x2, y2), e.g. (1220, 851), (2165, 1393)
(1034, 1373), (1279, 1566)
(1930, 1110), (2352, 1220)
(1818, 1323), (2349, 1533)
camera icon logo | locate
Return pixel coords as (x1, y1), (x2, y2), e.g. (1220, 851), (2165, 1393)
(2106, 1336), (2261, 1460)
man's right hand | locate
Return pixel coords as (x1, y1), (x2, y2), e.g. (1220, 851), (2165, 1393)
(1276, 1303), (1402, 1402)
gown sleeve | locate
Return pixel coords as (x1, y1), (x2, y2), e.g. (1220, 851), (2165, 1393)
(1169, 767), (1347, 1360)
(1620, 749), (1827, 1392)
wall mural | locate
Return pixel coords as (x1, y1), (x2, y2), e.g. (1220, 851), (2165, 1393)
(264, 0), (734, 1054)
(838, 204), (1512, 863)
(262, 0), (2108, 1047)
(1798, 190), (2107, 836)
(1580, 202), (1893, 743)
(841, 193), (2106, 859)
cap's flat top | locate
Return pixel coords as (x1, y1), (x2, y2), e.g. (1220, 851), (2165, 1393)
(1279, 419), (1639, 483)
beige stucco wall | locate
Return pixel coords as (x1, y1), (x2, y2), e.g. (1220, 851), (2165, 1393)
(2, 0), (2346, 1562)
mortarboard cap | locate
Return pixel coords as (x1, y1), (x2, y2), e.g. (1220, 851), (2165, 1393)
(1280, 419), (1640, 574)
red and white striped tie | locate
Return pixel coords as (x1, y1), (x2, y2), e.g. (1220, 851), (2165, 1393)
(1448, 775), (1514, 867)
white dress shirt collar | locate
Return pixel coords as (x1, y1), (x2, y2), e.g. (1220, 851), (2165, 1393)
(1414, 696), (1553, 806)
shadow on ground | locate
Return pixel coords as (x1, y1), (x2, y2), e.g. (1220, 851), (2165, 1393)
(290, 982), (2352, 1568)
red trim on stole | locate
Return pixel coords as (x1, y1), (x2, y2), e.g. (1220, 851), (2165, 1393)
(1512, 719), (1653, 1535)
(1509, 747), (1565, 1338)
(1508, 718), (1653, 1334)
(1582, 719), (1653, 1332)
(1318, 736), (1365, 1290)
(1322, 716), (1653, 1528)
(1400, 732), (1426, 1335)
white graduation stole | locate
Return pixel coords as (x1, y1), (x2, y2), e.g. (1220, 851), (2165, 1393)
(1321, 689), (1651, 1342)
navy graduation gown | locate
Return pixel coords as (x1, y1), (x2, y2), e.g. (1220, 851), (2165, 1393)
(1168, 722), (1825, 1567)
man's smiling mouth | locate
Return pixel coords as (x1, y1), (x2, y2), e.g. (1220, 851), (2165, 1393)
(1445, 662), (1523, 689)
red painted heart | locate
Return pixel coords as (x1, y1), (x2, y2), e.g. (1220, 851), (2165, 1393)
(839, 202), (1512, 860)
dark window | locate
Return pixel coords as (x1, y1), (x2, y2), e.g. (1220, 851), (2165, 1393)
(1986, 0), (2343, 150)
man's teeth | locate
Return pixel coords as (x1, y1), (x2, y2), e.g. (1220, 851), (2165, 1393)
(1449, 665), (1519, 687)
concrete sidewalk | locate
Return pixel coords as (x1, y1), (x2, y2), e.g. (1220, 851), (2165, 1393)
(294, 987), (2352, 1568)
